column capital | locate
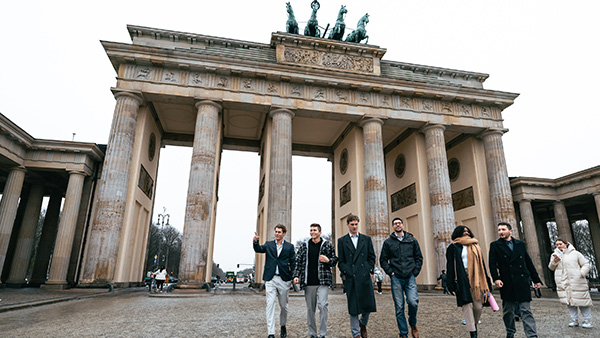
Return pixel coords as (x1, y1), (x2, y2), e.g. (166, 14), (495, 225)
(359, 116), (385, 128)
(478, 128), (508, 139)
(553, 200), (565, 206)
(592, 192), (600, 197)
(269, 107), (295, 119)
(67, 170), (88, 177)
(518, 198), (532, 203)
(420, 123), (446, 134)
(194, 100), (222, 111)
(111, 89), (143, 105)
(10, 166), (27, 173)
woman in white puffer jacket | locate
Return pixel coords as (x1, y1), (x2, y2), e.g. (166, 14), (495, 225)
(548, 238), (593, 328)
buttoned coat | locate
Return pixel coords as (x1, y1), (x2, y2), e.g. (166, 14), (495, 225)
(488, 238), (541, 302)
(338, 233), (377, 315)
(548, 244), (592, 307)
(293, 238), (338, 288)
(253, 240), (295, 282)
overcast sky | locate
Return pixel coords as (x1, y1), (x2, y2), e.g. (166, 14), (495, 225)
(1, 0), (598, 273)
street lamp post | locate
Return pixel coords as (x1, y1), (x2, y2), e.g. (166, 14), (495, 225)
(156, 207), (170, 270)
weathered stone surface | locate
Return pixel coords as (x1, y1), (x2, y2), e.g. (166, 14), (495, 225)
(481, 130), (518, 238)
(45, 171), (86, 286)
(553, 200), (574, 244)
(179, 100), (222, 287)
(80, 91), (143, 285)
(423, 124), (455, 275)
(0, 167), (26, 277)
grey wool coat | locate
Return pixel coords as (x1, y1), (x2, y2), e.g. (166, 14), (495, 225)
(337, 233), (377, 315)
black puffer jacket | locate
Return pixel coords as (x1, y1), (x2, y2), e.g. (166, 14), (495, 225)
(380, 232), (423, 278)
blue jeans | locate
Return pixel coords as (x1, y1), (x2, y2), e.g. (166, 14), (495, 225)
(391, 274), (419, 336)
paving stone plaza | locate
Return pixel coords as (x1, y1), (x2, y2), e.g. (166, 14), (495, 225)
(1, 287), (598, 337)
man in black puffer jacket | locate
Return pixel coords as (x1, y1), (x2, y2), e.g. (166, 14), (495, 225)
(380, 217), (423, 338)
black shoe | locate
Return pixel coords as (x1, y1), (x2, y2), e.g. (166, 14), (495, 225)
(470, 331), (477, 338)
(514, 315), (520, 322)
(268, 335), (275, 338)
(280, 326), (287, 338)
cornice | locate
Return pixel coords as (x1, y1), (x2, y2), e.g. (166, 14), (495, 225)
(510, 166), (600, 189)
(102, 40), (519, 109)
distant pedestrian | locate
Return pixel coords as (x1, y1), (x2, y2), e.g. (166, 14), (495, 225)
(548, 238), (593, 328)
(380, 217), (423, 338)
(374, 267), (383, 294)
(153, 265), (168, 292)
(489, 222), (542, 338)
(446, 225), (492, 338)
(338, 214), (377, 338)
(253, 224), (296, 338)
(293, 223), (338, 338)
(438, 270), (449, 294)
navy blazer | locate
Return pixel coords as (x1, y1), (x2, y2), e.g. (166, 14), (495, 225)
(254, 240), (296, 282)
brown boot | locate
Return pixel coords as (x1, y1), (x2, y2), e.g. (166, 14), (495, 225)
(359, 322), (367, 338)
(411, 326), (420, 338)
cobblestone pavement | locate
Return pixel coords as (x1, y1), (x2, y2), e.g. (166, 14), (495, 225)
(0, 287), (598, 337)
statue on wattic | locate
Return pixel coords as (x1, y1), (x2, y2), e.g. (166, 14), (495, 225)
(304, 0), (321, 37)
(327, 5), (347, 40)
(345, 13), (369, 44)
(285, 2), (299, 34)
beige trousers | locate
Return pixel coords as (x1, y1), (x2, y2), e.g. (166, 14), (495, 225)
(462, 297), (483, 332)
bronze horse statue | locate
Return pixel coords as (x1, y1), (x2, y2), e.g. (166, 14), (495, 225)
(286, 2), (299, 34)
(345, 13), (369, 44)
(304, 0), (321, 37)
(328, 5), (347, 40)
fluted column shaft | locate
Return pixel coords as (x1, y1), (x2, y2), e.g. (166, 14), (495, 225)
(80, 91), (142, 285)
(360, 117), (389, 267)
(30, 192), (62, 285)
(553, 200), (573, 244)
(0, 167), (26, 275)
(6, 184), (45, 285)
(423, 125), (455, 274)
(178, 100), (222, 287)
(45, 171), (86, 287)
(266, 108), (294, 241)
(595, 193), (600, 229)
(481, 130), (518, 237)
(519, 199), (543, 275)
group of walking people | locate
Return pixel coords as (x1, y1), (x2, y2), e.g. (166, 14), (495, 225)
(252, 217), (594, 338)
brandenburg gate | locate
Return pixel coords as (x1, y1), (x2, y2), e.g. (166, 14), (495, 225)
(0, 23), (522, 289)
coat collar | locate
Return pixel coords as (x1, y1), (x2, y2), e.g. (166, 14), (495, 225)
(495, 238), (517, 260)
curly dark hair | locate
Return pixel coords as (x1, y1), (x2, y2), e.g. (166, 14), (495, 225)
(451, 225), (474, 240)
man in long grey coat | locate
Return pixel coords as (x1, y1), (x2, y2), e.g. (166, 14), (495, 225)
(338, 214), (376, 338)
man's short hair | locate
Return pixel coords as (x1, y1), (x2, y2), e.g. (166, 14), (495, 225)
(310, 223), (321, 231)
(497, 222), (512, 230)
(392, 217), (403, 224)
(275, 224), (287, 233)
(346, 214), (360, 224)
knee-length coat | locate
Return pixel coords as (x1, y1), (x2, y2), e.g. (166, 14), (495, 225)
(548, 244), (592, 307)
(338, 233), (377, 315)
(446, 243), (492, 307)
(488, 238), (542, 302)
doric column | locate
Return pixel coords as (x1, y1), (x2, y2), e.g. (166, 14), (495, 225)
(6, 184), (45, 285)
(0, 167), (26, 276)
(518, 199), (543, 274)
(553, 200), (573, 244)
(44, 171), (86, 288)
(80, 91), (142, 285)
(422, 125), (455, 274)
(266, 108), (294, 241)
(178, 100), (222, 287)
(30, 191), (62, 285)
(360, 117), (389, 266)
(594, 193), (600, 230)
(481, 129), (518, 237)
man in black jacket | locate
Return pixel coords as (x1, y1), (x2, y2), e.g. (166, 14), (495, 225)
(253, 224), (296, 338)
(380, 217), (423, 338)
(489, 222), (542, 338)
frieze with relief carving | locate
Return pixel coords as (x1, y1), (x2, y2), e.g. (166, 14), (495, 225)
(283, 47), (374, 73)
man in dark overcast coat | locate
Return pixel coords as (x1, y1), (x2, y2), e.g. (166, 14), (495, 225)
(338, 214), (376, 338)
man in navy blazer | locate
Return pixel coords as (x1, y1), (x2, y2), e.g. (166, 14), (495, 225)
(254, 224), (296, 338)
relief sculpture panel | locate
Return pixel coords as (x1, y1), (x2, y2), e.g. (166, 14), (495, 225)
(283, 47), (374, 74)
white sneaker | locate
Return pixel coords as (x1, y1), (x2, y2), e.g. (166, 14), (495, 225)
(582, 321), (593, 328)
(568, 321), (579, 327)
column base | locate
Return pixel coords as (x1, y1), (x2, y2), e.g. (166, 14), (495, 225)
(177, 282), (210, 289)
(41, 283), (71, 290)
